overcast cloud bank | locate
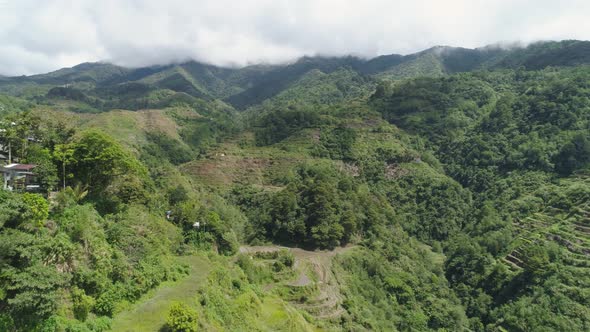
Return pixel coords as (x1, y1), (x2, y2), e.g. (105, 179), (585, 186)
(0, 0), (589, 75)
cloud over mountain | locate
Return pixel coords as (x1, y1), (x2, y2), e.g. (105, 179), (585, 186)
(1, 0), (589, 75)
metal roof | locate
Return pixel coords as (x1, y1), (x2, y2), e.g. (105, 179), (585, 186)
(3, 163), (37, 171)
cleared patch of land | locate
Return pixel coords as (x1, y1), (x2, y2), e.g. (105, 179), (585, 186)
(240, 245), (355, 323)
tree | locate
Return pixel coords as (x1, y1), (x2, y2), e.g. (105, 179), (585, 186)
(202, 211), (239, 255)
(70, 130), (148, 189)
(521, 243), (551, 282)
(316, 126), (357, 160)
(0, 112), (41, 163)
(268, 189), (305, 242)
(54, 184), (89, 211)
(71, 287), (94, 321)
(0, 119), (18, 163)
(53, 143), (76, 189)
(24, 145), (58, 191)
(169, 185), (189, 205)
(554, 134), (590, 175)
(68, 130), (150, 213)
(301, 175), (344, 248)
(21, 193), (49, 230)
(2, 264), (70, 327)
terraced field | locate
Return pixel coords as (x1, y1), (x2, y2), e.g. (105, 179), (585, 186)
(179, 130), (317, 189)
(501, 175), (590, 313)
(506, 175), (590, 268)
(239, 245), (354, 325)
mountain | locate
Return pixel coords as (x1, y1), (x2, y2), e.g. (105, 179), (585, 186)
(224, 56), (365, 109)
(253, 67), (375, 108)
(1, 40), (589, 110)
(489, 39), (590, 69)
(1, 39), (590, 331)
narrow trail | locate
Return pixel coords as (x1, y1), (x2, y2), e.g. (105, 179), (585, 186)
(110, 255), (211, 332)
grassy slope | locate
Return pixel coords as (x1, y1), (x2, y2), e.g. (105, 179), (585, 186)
(110, 255), (212, 332)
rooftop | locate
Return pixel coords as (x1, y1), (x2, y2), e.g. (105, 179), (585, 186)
(3, 163), (37, 171)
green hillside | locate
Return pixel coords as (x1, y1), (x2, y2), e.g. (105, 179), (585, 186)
(0, 40), (589, 332)
(3, 40), (589, 110)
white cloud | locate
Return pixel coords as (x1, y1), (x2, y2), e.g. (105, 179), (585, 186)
(0, 0), (588, 75)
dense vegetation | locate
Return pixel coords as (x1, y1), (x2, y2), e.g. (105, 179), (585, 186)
(0, 40), (589, 331)
(371, 65), (590, 330)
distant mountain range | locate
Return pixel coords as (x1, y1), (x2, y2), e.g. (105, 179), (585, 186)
(1, 40), (589, 110)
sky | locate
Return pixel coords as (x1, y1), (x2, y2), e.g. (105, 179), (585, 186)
(0, 0), (589, 76)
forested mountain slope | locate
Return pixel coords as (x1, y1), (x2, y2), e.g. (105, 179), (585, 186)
(2, 40), (589, 109)
(0, 40), (589, 331)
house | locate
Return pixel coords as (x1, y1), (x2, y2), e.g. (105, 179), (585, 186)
(1, 163), (39, 191)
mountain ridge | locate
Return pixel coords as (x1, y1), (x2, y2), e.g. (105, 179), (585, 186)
(1, 40), (589, 110)
(5, 39), (587, 79)
(1, 38), (590, 332)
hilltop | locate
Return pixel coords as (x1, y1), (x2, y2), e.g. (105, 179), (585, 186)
(2, 40), (589, 110)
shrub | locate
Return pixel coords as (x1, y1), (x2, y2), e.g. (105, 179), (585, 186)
(71, 287), (95, 321)
(0, 314), (14, 331)
(277, 250), (295, 268)
(94, 285), (125, 316)
(21, 193), (49, 228)
(166, 301), (199, 332)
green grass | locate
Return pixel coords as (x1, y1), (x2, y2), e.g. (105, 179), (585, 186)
(260, 297), (319, 332)
(110, 255), (212, 332)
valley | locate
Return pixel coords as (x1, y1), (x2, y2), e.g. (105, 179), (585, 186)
(0, 40), (589, 331)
